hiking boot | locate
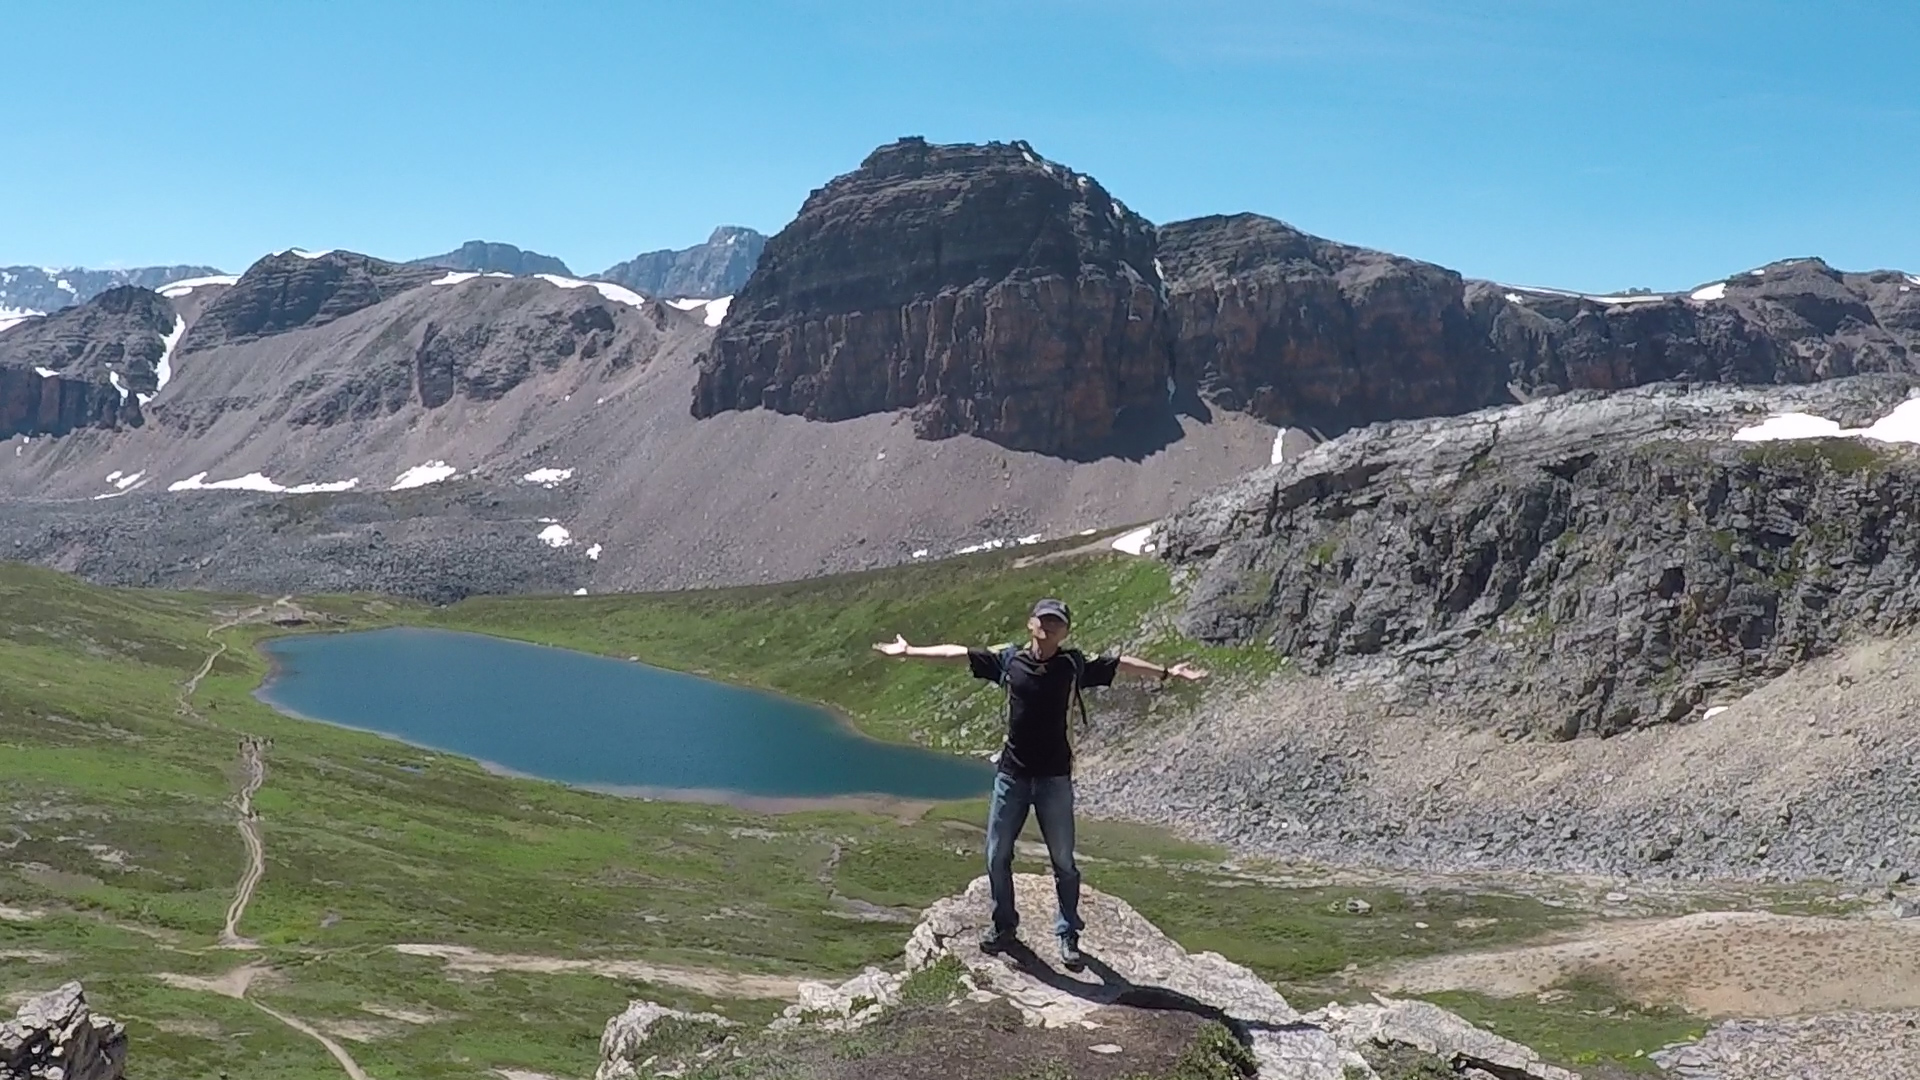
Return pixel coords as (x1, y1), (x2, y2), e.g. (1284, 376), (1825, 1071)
(1058, 933), (1084, 970)
(979, 926), (1016, 954)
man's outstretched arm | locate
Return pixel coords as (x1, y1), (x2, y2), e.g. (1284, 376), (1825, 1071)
(872, 635), (972, 663)
(1113, 654), (1209, 682)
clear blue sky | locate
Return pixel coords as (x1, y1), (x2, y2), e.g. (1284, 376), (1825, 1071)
(4, 1), (1914, 292)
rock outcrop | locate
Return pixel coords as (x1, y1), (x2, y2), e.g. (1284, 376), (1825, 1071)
(599, 873), (1575, 1080)
(0, 264), (223, 314)
(1, 982), (126, 1080)
(1161, 374), (1920, 739)
(410, 240), (572, 278)
(179, 250), (443, 353)
(1161, 213), (1507, 434)
(0, 286), (175, 436)
(692, 139), (1175, 458)
(597, 226), (765, 300)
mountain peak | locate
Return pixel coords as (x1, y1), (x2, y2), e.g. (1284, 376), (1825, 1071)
(596, 227), (766, 300)
(408, 241), (573, 278)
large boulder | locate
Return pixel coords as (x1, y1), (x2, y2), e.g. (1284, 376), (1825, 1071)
(1, 982), (126, 1080)
(692, 138), (1174, 458)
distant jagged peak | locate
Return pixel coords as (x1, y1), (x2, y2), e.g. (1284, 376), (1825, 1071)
(595, 226), (766, 301)
(0, 262), (225, 314)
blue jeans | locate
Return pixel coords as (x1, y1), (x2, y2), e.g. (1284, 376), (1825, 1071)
(985, 771), (1083, 940)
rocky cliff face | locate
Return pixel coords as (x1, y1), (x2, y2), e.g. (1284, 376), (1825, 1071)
(0, 263), (223, 314)
(1162, 214), (1920, 436)
(410, 240), (572, 277)
(1160, 213), (1505, 434)
(180, 251), (442, 353)
(1160, 375), (1920, 739)
(693, 139), (1173, 457)
(0, 286), (175, 436)
(1479, 258), (1920, 396)
(597, 226), (764, 299)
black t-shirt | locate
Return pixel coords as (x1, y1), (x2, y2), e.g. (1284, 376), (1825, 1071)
(969, 645), (1120, 778)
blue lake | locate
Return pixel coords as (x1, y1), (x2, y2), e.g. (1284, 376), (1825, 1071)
(257, 627), (991, 801)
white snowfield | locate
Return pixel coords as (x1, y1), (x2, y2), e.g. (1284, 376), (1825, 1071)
(168, 472), (359, 494)
(521, 467), (573, 486)
(107, 370), (128, 403)
(391, 461), (457, 490)
(533, 274), (649, 310)
(1503, 284), (1667, 306)
(537, 524), (573, 548)
(1110, 525), (1155, 556)
(664, 295), (732, 326)
(283, 248), (333, 260)
(157, 275), (239, 298)
(1, 306), (45, 333)
(1689, 281), (1728, 301)
(33, 366), (57, 379)
(429, 271), (513, 286)
(1732, 398), (1920, 444)
(585, 543), (603, 561)
(156, 316), (185, 393)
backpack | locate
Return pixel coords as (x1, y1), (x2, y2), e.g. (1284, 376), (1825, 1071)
(998, 643), (1091, 732)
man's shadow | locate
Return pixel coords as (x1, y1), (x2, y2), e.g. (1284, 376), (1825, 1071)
(995, 940), (1315, 1046)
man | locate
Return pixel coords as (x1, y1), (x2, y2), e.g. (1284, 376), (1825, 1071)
(872, 597), (1207, 968)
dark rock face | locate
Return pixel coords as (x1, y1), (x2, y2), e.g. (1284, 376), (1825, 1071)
(597, 225), (765, 299)
(1161, 375), (1920, 739)
(0, 263), (223, 313)
(410, 240), (572, 277)
(693, 139), (1173, 457)
(1161, 213), (1505, 434)
(1162, 214), (1920, 436)
(1478, 259), (1920, 396)
(181, 251), (442, 353)
(0, 286), (174, 436)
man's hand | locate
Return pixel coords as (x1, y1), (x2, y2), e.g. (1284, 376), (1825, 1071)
(1167, 661), (1209, 681)
(872, 634), (912, 657)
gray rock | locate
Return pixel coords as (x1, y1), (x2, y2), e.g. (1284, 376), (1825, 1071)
(1, 981), (125, 1080)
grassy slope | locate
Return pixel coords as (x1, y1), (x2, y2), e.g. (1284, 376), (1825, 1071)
(1, 557), (1689, 1077)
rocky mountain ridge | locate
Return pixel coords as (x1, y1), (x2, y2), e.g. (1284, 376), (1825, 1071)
(410, 240), (573, 277)
(596, 225), (764, 300)
(0, 263), (223, 318)
(692, 140), (1919, 460)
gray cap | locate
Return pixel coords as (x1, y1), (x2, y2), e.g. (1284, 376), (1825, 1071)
(1031, 598), (1071, 625)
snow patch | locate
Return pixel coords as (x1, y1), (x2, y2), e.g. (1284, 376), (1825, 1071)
(1016, 533), (1044, 546)
(1503, 292), (1524, 303)
(106, 471), (122, 483)
(56, 278), (74, 294)
(954, 538), (1007, 555)
(33, 366), (57, 379)
(285, 248), (333, 260)
(1110, 526), (1156, 556)
(0, 307), (41, 334)
(1733, 398), (1920, 445)
(1690, 281), (1728, 302)
(911, 548), (930, 559)
(533, 274), (648, 310)
(157, 274), (239, 298)
(1907, 274), (1920, 287)
(702, 295), (731, 326)
(113, 471), (143, 490)
(156, 316), (184, 393)
(572, 588), (589, 596)
(537, 524), (573, 548)
(585, 543), (602, 561)
(431, 271), (481, 285)
(168, 472), (359, 493)
(1702, 706), (1729, 720)
(521, 467), (574, 487)
(1502, 284), (1667, 306)
(390, 461), (457, 490)
(108, 370), (128, 403)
